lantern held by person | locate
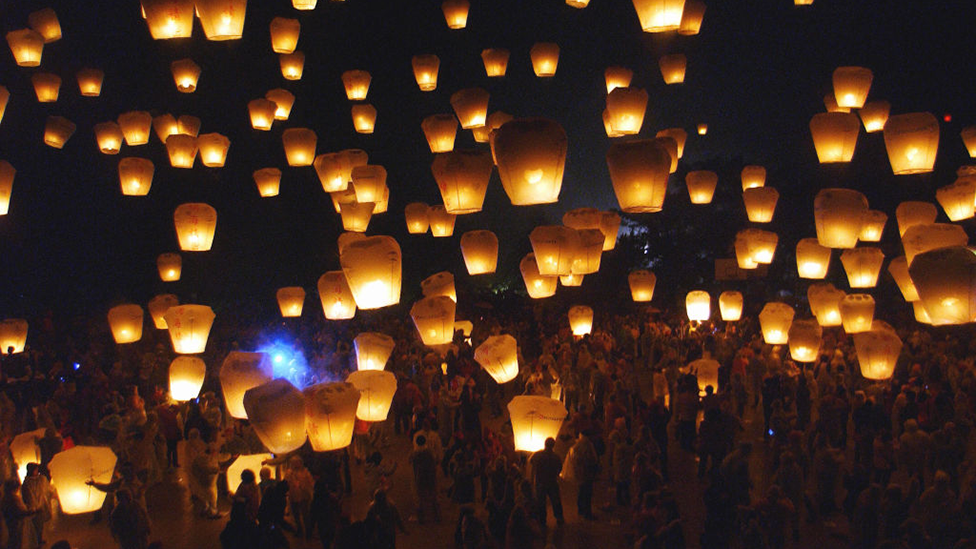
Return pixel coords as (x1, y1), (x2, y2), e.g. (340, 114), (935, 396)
(347, 370), (397, 421)
(243, 379), (307, 454)
(169, 356), (206, 401)
(508, 396), (568, 452)
(49, 447), (117, 515)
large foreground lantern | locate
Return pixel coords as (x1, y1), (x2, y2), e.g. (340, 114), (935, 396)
(148, 294), (178, 329)
(530, 226), (580, 276)
(605, 88), (648, 135)
(808, 283), (845, 327)
(658, 54), (686, 84)
(859, 210), (887, 242)
(840, 294), (875, 333)
(432, 150), (493, 214)
(832, 66), (873, 109)
(840, 247), (884, 288)
(520, 254), (558, 299)
(220, 352), (273, 419)
(340, 236), (402, 309)
(508, 396), (568, 452)
(740, 165), (766, 190)
(814, 188), (868, 248)
(118, 158), (154, 196)
(678, 0), (706, 34)
(276, 287), (305, 317)
(253, 168), (281, 197)
(896, 201), (938, 238)
(884, 112), (940, 175)
(759, 303), (794, 345)
(169, 356), (206, 401)
(743, 187), (779, 223)
(493, 118), (567, 205)
(422, 114), (458, 153)
(450, 88), (490, 129)
(606, 139), (671, 213)
(0, 161), (12, 215)
(244, 380), (307, 454)
(686, 170), (718, 204)
(628, 270), (656, 302)
(10, 430), (44, 482)
(227, 454), (274, 495)
(888, 256), (920, 302)
(481, 48), (510, 77)
(107, 304), (144, 344)
(282, 128), (317, 166)
(44, 116), (76, 149)
(317, 271), (357, 320)
(810, 113), (860, 163)
(788, 319), (822, 363)
(412, 54), (440, 91)
(937, 178), (976, 221)
(347, 370), (397, 421)
(354, 333), (395, 371)
(411, 296), (456, 346)
(631, 0), (686, 32)
(174, 203), (217, 251)
(859, 100), (890, 133)
(164, 305), (215, 354)
(530, 43), (560, 77)
(909, 246), (976, 325)
(568, 306), (594, 337)
(461, 230), (499, 275)
(49, 447), (117, 515)
(719, 291), (743, 322)
(0, 319), (28, 354)
(796, 238), (831, 279)
(157, 253), (182, 282)
(304, 382), (360, 451)
(902, 223), (968, 266)
(686, 291), (710, 322)
(6, 29), (44, 67)
(421, 272), (457, 302)
(475, 335), (519, 384)
(165, 135), (197, 168)
(853, 321), (902, 380)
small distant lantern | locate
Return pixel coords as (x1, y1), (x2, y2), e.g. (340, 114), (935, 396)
(530, 43), (560, 77)
(442, 0), (470, 28)
(142, 0), (193, 38)
(884, 112), (939, 175)
(339, 201), (374, 233)
(420, 205), (453, 237)
(627, 270), (656, 302)
(169, 356), (205, 401)
(265, 89), (295, 120)
(279, 51), (305, 80)
(604, 66), (633, 93)
(734, 235), (758, 270)
(697, 123), (708, 135)
(342, 70), (371, 101)
(568, 306), (594, 337)
(340, 236), (402, 310)
(6, 29), (44, 67)
(685, 170), (718, 204)
(743, 187), (779, 223)
(94, 123), (124, 155)
(421, 272), (457, 302)
(347, 370), (397, 422)
(840, 247), (884, 288)
(276, 287), (305, 317)
(314, 149), (366, 193)
(174, 203), (217, 252)
(475, 335), (519, 384)
(508, 396), (568, 452)
(410, 296), (456, 346)
(412, 54), (440, 91)
(759, 302), (794, 345)
(0, 86), (9, 124)
(270, 17), (300, 53)
(936, 178), (976, 221)
(253, 168), (281, 197)
(810, 112), (860, 163)
(902, 223), (968, 266)
(31, 72), (61, 103)
(888, 256), (920, 302)
(432, 150), (493, 214)
(292, 0), (317, 10)
(853, 321), (902, 380)
(157, 253), (182, 282)
(631, 0), (687, 32)
(219, 351), (273, 419)
(248, 99), (277, 130)
(600, 211), (621, 251)
(0, 319), (28, 354)
(719, 291), (744, 322)
(896, 201), (938, 238)
(354, 333), (395, 371)
(605, 139), (671, 213)
(148, 294), (178, 329)
(520, 253), (558, 299)
(450, 88), (490, 129)
(493, 118), (567, 206)
(351, 104), (377, 134)
(422, 114), (458, 153)
(832, 66), (873, 109)
(0, 161), (11, 216)
(44, 116), (76, 149)
(788, 319), (822, 363)
(481, 48), (510, 77)
(741, 165), (766, 190)
(317, 271), (357, 320)
(404, 202), (430, 234)
(164, 305), (215, 354)
(107, 304), (144, 344)
(962, 127), (976, 157)
(840, 294), (875, 333)
(530, 226), (580, 276)
(678, 0), (706, 34)
(171, 59), (201, 92)
(859, 210), (887, 242)
(795, 238), (831, 279)
(49, 447), (117, 515)
(572, 229), (604, 275)
(197, 133), (230, 167)
(658, 54), (687, 84)
(686, 290), (710, 322)
(304, 382), (360, 452)
(118, 111), (152, 146)
(153, 114), (178, 143)
(738, 228), (778, 264)
(859, 100), (890, 133)
(244, 380), (307, 454)
(814, 188), (868, 248)
(605, 87), (648, 135)
(808, 283), (845, 327)
(282, 128), (316, 166)
(28, 8), (61, 43)
(909, 246), (976, 325)
(117, 157), (154, 196)
(461, 230), (499, 275)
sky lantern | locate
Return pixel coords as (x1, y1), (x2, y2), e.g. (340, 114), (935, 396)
(148, 294), (178, 329)
(107, 304), (144, 344)
(331, 189), (355, 213)
(600, 211), (621, 251)
(337, 231), (366, 253)
(279, 51), (305, 80)
(858, 210), (887, 242)
(474, 335), (519, 384)
(170, 58), (201, 92)
(606, 139), (671, 213)
(853, 321), (902, 381)
(887, 256), (920, 302)
(342, 70), (371, 100)
(347, 370), (397, 422)
(354, 333), (395, 371)
(884, 112), (939, 175)
(656, 128), (688, 158)
(31, 72), (61, 103)
(759, 302), (794, 345)
(164, 305), (215, 355)
(530, 43), (560, 77)
(219, 351), (273, 419)
(118, 111), (152, 146)
(157, 253), (182, 282)
(568, 306), (594, 337)
(304, 382), (360, 452)
(276, 287), (305, 318)
(197, 133), (230, 167)
(655, 136), (679, 173)
(902, 223), (968, 265)
(442, 0), (470, 28)
(117, 158), (154, 196)
(602, 110), (623, 138)
(6, 29), (44, 66)
(461, 230), (498, 274)
(0, 86), (8, 123)
(153, 114), (179, 142)
(788, 319), (822, 363)
(697, 123), (708, 135)
(572, 229), (604, 274)
(738, 228), (778, 264)
(936, 177), (976, 221)
(450, 88), (490, 129)
(411, 296), (456, 346)
(196, 0), (246, 40)
(520, 253), (558, 299)
(291, 0), (317, 9)
(0, 319), (28, 354)
(909, 246), (976, 325)
(743, 187), (779, 223)
(631, 0), (686, 32)
(0, 161), (11, 215)
(142, 0), (193, 38)
(913, 301), (933, 324)
(421, 271), (457, 302)
(962, 127), (976, 157)
(604, 66), (633, 93)
(422, 114), (458, 153)
(814, 188), (868, 248)
(530, 226), (580, 276)
(605, 87), (648, 135)
(493, 118), (567, 205)
(95, 123), (124, 155)
(351, 165), (387, 204)
(658, 54), (687, 84)
(169, 356), (205, 401)
(508, 396), (568, 452)
(560, 274), (584, 287)
(314, 149), (366, 193)
(28, 8), (61, 42)
(174, 203), (216, 252)
(432, 150), (493, 213)
(11, 430), (45, 482)
(562, 207), (602, 230)
(686, 290), (710, 321)
(317, 271), (357, 319)
(49, 447), (117, 515)
(404, 202), (430, 234)
(841, 247), (884, 288)
(823, 94), (849, 114)
(832, 66), (873, 109)
(351, 104), (377, 133)
(248, 99), (277, 130)
(858, 100), (890, 133)
(412, 54), (440, 91)
(44, 116), (76, 149)
(895, 201), (938, 238)
(840, 293), (875, 333)
(282, 128), (316, 166)
(733, 235), (758, 270)
(678, 0), (705, 34)
(685, 170), (718, 204)
(628, 270), (656, 302)
(795, 238), (831, 279)
(176, 115), (201, 137)
(740, 165), (766, 190)
(265, 89), (295, 120)
(481, 48), (510, 77)
(810, 112), (860, 163)
(808, 283), (845, 327)
(427, 205), (457, 237)
(269, 17), (299, 53)
(719, 291), (744, 322)
(341, 236), (402, 310)
(253, 168), (281, 197)
(339, 201), (374, 233)
(243, 380), (307, 454)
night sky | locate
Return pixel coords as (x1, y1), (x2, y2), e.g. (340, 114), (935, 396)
(1, 0), (974, 319)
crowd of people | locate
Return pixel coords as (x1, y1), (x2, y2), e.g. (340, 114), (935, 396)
(1, 296), (976, 549)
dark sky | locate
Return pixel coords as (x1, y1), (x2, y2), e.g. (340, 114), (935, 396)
(1, 0), (974, 318)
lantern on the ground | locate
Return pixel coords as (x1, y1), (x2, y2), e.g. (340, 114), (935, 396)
(568, 306), (594, 337)
(411, 296), (456, 346)
(6, 29), (44, 66)
(896, 201), (938, 238)
(95, 123), (123, 155)
(604, 66), (633, 93)
(909, 246), (976, 325)
(165, 135), (197, 168)
(197, 133), (230, 167)
(49, 447), (117, 515)
(28, 8), (61, 42)
(658, 54), (686, 84)
(686, 291), (710, 321)
(840, 294), (875, 333)
(117, 158), (154, 196)
(460, 230), (498, 275)
(810, 112), (860, 163)
(530, 226), (580, 276)
(157, 253), (181, 282)
(628, 270), (656, 302)
(422, 114), (458, 153)
(481, 48), (509, 77)
(743, 187), (779, 223)
(450, 88), (489, 130)
(432, 150), (493, 214)
(219, 351), (273, 419)
(317, 271), (357, 320)
(164, 305), (215, 354)
(10, 430), (44, 482)
(685, 170), (717, 204)
(530, 43), (559, 77)
(631, 0), (686, 32)
(280, 51), (304, 80)
(572, 229), (604, 275)
(282, 128), (316, 166)
(169, 356), (205, 401)
(355, 333), (395, 371)
(0, 319), (28, 354)
(600, 211), (621, 251)
(902, 223), (968, 266)
(795, 238), (831, 279)
(841, 247), (884, 288)
(248, 99), (277, 131)
(253, 168), (281, 197)
(118, 111), (151, 146)
(679, 0), (705, 34)
(853, 321), (901, 380)
(148, 294), (178, 329)
(788, 319), (822, 363)
(269, 17), (299, 53)
(759, 303), (794, 345)
(244, 380), (307, 454)
(412, 54), (440, 91)
(508, 396), (568, 452)
(719, 291), (743, 322)
(606, 139), (671, 213)
(475, 335), (519, 384)
(276, 287), (305, 318)
(520, 254), (558, 299)
(428, 205), (456, 237)
(341, 236), (402, 309)
(936, 178), (976, 221)
(741, 165), (766, 190)
(347, 370), (397, 422)
(107, 305), (144, 344)
(832, 67), (873, 109)
(31, 73), (60, 103)
(859, 210), (887, 242)
(884, 112), (939, 175)
(814, 188), (868, 248)
(421, 272), (457, 303)
(304, 382), (360, 451)
(858, 100), (889, 133)
(170, 59), (200, 92)
(174, 203), (216, 252)
(808, 284), (845, 327)
(888, 256), (920, 302)
(44, 116), (75, 149)
(605, 88), (648, 135)
(493, 118), (567, 205)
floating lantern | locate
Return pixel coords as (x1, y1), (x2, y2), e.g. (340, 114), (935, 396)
(142, 0), (193, 38)
(350, 165), (387, 204)
(304, 382), (360, 452)
(153, 114), (178, 142)
(631, 0), (686, 32)
(738, 228), (778, 264)
(896, 201), (938, 238)
(909, 246), (976, 325)
(962, 127), (976, 157)
(339, 201), (374, 233)
(219, 351), (273, 419)
(428, 205), (456, 237)
(840, 294), (875, 333)
(269, 17), (299, 53)
(422, 114), (458, 153)
(808, 283), (845, 327)
(734, 235), (758, 270)
(421, 271), (457, 302)
(759, 302), (794, 344)
(28, 8), (61, 43)
(6, 29), (44, 66)
(197, 133), (230, 167)
(678, 0), (705, 34)
(884, 112), (939, 175)
(404, 202), (430, 234)
(177, 115), (201, 136)
(164, 305), (215, 354)
(658, 54), (686, 84)
(195, 0), (246, 40)
(280, 51), (305, 80)
(10, 430), (44, 482)
(169, 356), (205, 401)
(743, 187), (779, 223)
(342, 70), (371, 100)
(460, 230), (498, 275)
(442, 0), (470, 28)
(685, 170), (718, 204)
(475, 335), (519, 383)
(282, 128), (316, 166)
(832, 66), (873, 109)
(450, 88), (490, 129)
(174, 203), (216, 251)
(0, 86), (8, 123)
(508, 396), (568, 452)
(530, 43), (560, 77)
(49, 447), (117, 515)
(685, 358), (719, 395)
(493, 118), (567, 205)
(655, 136), (679, 173)
(148, 294), (178, 329)
(902, 223), (968, 266)
(888, 256), (920, 302)
(656, 128), (688, 158)
(118, 111), (152, 146)
(913, 301), (933, 324)
(351, 105), (377, 134)
(481, 48), (510, 77)
(276, 287), (305, 317)
(853, 321), (902, 380)
(314, 149), (367, 193)
(244, 380), (307, 454)
(317, 271), (357, 319)
(347, 370), (397, 422)
(354, 333), (395, 371)
(568, 306), (594, 337)
(340, 236), (402, 310)
(572, 229), (604, 274)
(94, 123), (124, 155)
(560, 274), (583, 287)
(248, 98), (277, 130)
(171, 59), (200, 92)
(292, 0), (317, 10)
(520, 253), (558, 298)
(432, 150), (493, 213)
(795, 238), (831, 279)
(562, 208), (602, 229)
(107, 305), (144, 344)
(165, 134), (198, 170)
(814, 188), (868, 248)
(810, 112), (860, 163)
(604, 66), (633, 93)
(0, 161), (11, 215)
(265, 89), (295, 120)
(0, 319), (28, 354)
(411, 295), (456, 346)
(412, 54), (440, 91)
(600, 211), (621, 251)
(840, 247), (884, 288)
(117, 158), (154, 196)
(530, 226), (580, 276)
(606, 139), (671, 213)
(602, 110), (623, 138)
(697, 123), (708, 135)
(157, 253), (182, 282)
(605, 87), (648, 135)
(859, 210), (887, 242)
(226, 454), (274, 495)
(253, 168), (281, 197)
(823, 94), (849, 114)
(859, 100), (890, 133)
(788, 319), (822, 362)
(741, 165), (766, 190)
(719, 291), (743, 321)
(936, 178), (976, 221)
(686, 290), (710, 321)
(44, 116), (76, 149)
(337, 231), (366, 253)
(31, 72), (60, 103)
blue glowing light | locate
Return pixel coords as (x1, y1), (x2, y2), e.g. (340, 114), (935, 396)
(257, 340), (310, 389)
(73, 363), (81, 371)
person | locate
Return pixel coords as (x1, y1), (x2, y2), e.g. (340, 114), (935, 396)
(528, 437), (564, 526)
(191, 445), (221, 519)
(410, 434), (440, 523)
(257, 479), (289, 549)
(220, 494), (259, 549)
(365, 489), (407, 549)
(2, 478), (36, 549)
(569, 433), (598, 520)
(109, 488), (151, 549)
(310, 478), (341, 549)
(235, 469), (261, 525)
(20, 463), (52, 547)
(286, 456), (314, 540)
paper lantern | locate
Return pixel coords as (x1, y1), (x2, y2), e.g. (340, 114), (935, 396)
(566, 0), (589, 7)
(264, 89), (294, 121)
(348, 165), (386, 204)
(697, 123), (708, 135)
(337, 201), (373, 233)
(93, 123), (123, 155)
(795, 0), (814, 5)
(0, 161), (11, 216)
(631, 0), (686, 32)
(474, 335), (519, 384)
(530, 226), (580, 276)
(602, 110), (623, 138)
(350, 104), (377, 134)
(280, 51), (305, 80)
(273, 287), (305, 318)
(340, 236), (402, 310)
(337, 231), (366, 253)
(853, 321), (902, 380)
(793, 238), (830, 279)
(442, 0), (469, 28)
(107, 304), (144, 344)
(10, 430), (45, 482)
(421, 272), (457, 304)
(658, 54), (686, 84)
(600, 211), (621, 251)
(788, 319), (822, 363)
(810, 112), (860, 163)
(354, 333), (395, 371)
(884, 112), (939, 175)
(568, 306), (594, 337)
(962, 127), (976, 158)
(400, 202), (429, 235)
(169, 356), (205, 401)
(218, 351), (273, 419)
(759, 303), (794, 345)
(347, 370), (397, 422)
(657, 128), (688, 159)
(117, 111), (152, 146)
(409, 54), (440, 91)
(684, 358), (719, 395)
(572, 229), (604, 275)
(808, 283), (845, 327)
(342, 70), (371, 101)
(314, 149), (367, 193)
(0, 318), (28, 355)
(814, 188), (868, 248)
(840, 294), (875, 333)
(841, 247), (884, 288)
(432, 150), (493, 214)
(410, 296), (456, 346)
(739, 228), (778, 264)
(114, 157), (155, 197)
(909, 247), (976, 325)
(887, 256), (919, 302)
(832, 67), (873, 109)
(823, 94), (850, 114)
(606, 139), (671, 213)
(859, 210), (887, 242)
(678, 0), (706, 34)
(226, 454), (274, 495)
(269, 17), (300, 53)
(508, 396), (568, 452)
(27, 8), (61, 43)
(195, 0), (246, 40)
(282, 128), (316, 166)
(460, 230), (498, 275)
(252, 168), (281, 198)
(686, 290), (710, 321)
(148, 294), (178, 329)
(560, 274), (584, 287)
(197, 133), (230, 167)
(605, 87), (648, 135)
(895, 201), (938, 238)
(292, 0), (317, 10)
(6, 29), (44, 66)
(173, 203), (216, 252)
(560, 208), (600, 230)
(164, 305), (215, 354)
(247, 98), (277, 131)
(317, 271), (357, 320)
(530, 43), (559, 77)
(655, 136), (680, 174)
(481, 48), (510, 77)
(743, 187), (779, 223)
(936, 178), (976, 221)
(913, 301), (932, 324)
(49, 447), (117, 515)
(175, 115), (200, 137)
(685, 170), (718, 204)
(169, 58), (200, 92)
(243, 380), (307, 453)
(44, 116), (76, 149)
(450, 88), (489, 130)
(30, 73), (60, 103)
(152, 114), (178, 143)
(422, 114), (458, 153)
(493, 118), (567, 206)
(902, 223), (968, 266)
(604, 66), (633, 93)
(520, 253), (558, 299)
(428, 205), (457, 237)
(0, 86), (9, 124)
(142, 0), (193, 38)
(164, 135), (196, 168)
(857, 100), (889, 133)
(303, 382), (359, 451)
(734, 234), (758, 270)
(741, 165), (766, 190)
(719, 291), (743, 322)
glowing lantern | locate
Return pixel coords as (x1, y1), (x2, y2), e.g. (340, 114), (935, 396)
(814, 188), (868, 248)
(853, 321), (902, 380)
(471, 125), (491, 143)
(808, 283), (845, 327)
(859, 210), (887, 242)
(603, 110), (623, 138)
(572, 229), (604, 275)
(719, 291), (744, 322)
(0, 161), (11, 216)
(686, 290), (710, 321)
(530, 43), (560, 77)
(347, 370), (397, 422)
(734, 235), (758, 270)
(94, 123), (124, 155)
(605, 87), (648, 135)
(450, 88), (489, 130)
(178, 115), (201, 137)
(169, 356), (205, 401)
(6, 29), (44, 66)
(841, 247), (884, 288)
(962, 127), (976, 157)
(351, 104), (377, 134)
(656, 128), (688, 159)
(796, 238), (831, 279)
(604, 66), (633, 93)
(10, 430), (44, 482)
(888, 256), (920, 302)
(442, 0), (470, 28)
(759, 303), (793, 345)
(341, 236), (402, 310)
(292, 0), (317, 10)
(795, 0), (814, 5)
(196, 0), (246, 40)
(902, 223), (968, 266)
(218, 351), (273, 419)
(678, 0), (705, 34)
(562, 208), (601, 230)
(317, 271), (357, 320)
(658, 54), (686, 84)
(936, 178), (976, 221)
(410, 295), (456, 346)
(896, 201), (938, 238)
(428, 205), (457, 237)
(474, 335), (519, 383)
(349, 165), (386, 204)
(508, 396), (568, 452)
(481, 48), (510, 77)
(493, 118), (566, 205)
(810, 113), (860, 163)
(421, 272), (457, 303)
(148, 294), (178, 329)
(314, 149), (367, 193)
(741, 165), (766, 190)
(253, 168), (281, 197)
(568, 306), (594, 337)
(520, 253), (558, 299)
(247, 99), (277, 131)
(174, 203), (216, 252)
(197, 133), (230, 167)
(31, 73), (60, 103)
(280, 52), (305, 80)
(460, 230), (498, 275)
(422, 114), (458, 153)
(157, 254), (182, 282)
(600, 211), (621, 251)
(697, 123), (708, 135)
(823, 94), (849, 114)
(49, 447), (117, 515)
(0, 319), (28, 354)
(684, 358), (719, 395)
(44, 116), (76, 149)
(432, 150), (493, 214)
(274, 287), (305, 318)
(164, 305), (215, 355)
(107, 305), (144, 344)
(282, 128), (316, 166)
(913, 301), (932, 324)
(530, 226), (580, 276)
(27, 8), (61, 43)
(560, 274), (583, 287)
(859, 100), (890, 133)
(142, 0), (193, 38)
(739, 228), (778, 264)
(631, 0), (686, 32)
(354, 333), (395, 371)
(788, 319), (822, 362)
(342, 70), (371, 101)
(884, 112), (939, 175)
(410, 54), (440, 91)
(170, 59), (200, 92)
(265, 89), (294, 121)
(840, 294), (875, 333)
(226, 454), (274, 495)
(832, 67), (873, 109)
(0, 86), (8, 123)
(743, 187), (779, 223)
(686, 170), (718, 204)
(606, 139), (671, 213)
(153, 114), (178, 142)
(402, 202), (429, 234)
(243, 380), (307, 453)
(655, 136), (679, 174)
(304, 382), (359, 451)
(909, 246), (976, 325)
(118, 111), (152, 146)
(338, 201), (374, 233)
(270, 17), (299, 53)
(337, 232), (366, 254)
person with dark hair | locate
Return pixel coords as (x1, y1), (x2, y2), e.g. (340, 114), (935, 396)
(257, 479), (290, 549)
(528, 437), (563, 526)
(21, 462), (51, 547)
(235, 469), (261, 525)
(365, 489), (406, 549)
(109, 488), (151, 549)
(310, 478), (341, 549)
(49, 541), (72, 549)
(3, 478), (36, 549)
(410, 434), (440, 524)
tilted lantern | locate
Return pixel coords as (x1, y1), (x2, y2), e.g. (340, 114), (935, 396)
(604, 66), (633, 93)
(164, 305), (215, 354)
(253, 168), (281, 197)
(171, 59), (200, 92)
(279, 51), (305, 80)
(341, 70), (371, 100)
(165, 135), (197, 168)
(0, 161), (12, 216)
(317, 271), (357, 320)
(304, 382), (360, 452)
(568, 306), (594, 337)
(432, 150), (493, 214)
(888, 256), (920, 302)
(719, 291), (744, 322)
(656, 128), (688, 159)
(411, 296), (456, 346)
(142, 0), (193, 38)
(265, 89), (295, 120)
(169, 356), (206, 401)
(354, 333), (395, 371)
(118, 111), (152, 146)
(759, 302), (794, 345)
(631, 0), (687, 32)
(600, 211), (621, 251)
(31, 72), (61, 103)
(572, 229), (604, 275)
(796, 238), (831, 279)
(743, 187), (779, 223)
(628, 270), (656, 302)
(28, 8), (61, 42)
(43, 116), (76, 149)
(859, 210), (887, 242)
(282, 128), (316, 166)
(493, 118), (567, 205)
(853, 321), (902, 380)
(197, 133), (230, 167)
(962, 127), (976, 157)
(520, 253), (558, 299)
(605, 87), (648, 135)
(884, 112), (939, 175)
(341, 236), (402, 309)
(814, 188), (868, 248)
(450, 88), (490, 129)
(219, 351), (273, 419)
(481, 48), (510, 77)
(859, 100), (890, 133)
(442, 0), (470, 28)
(422, 114), (458, 153)
(421, 271), (457, 302)
(606, 139), (671, 213)
(404, 202), (430, 234)
(810, 112), (860, 163)
(788, 319), (822, 363)
(686, 170), (718, 204)
(896, 201), (938, 238)
(658, 54), (687, 84)
(148, 294), (178, 329)
(0, 319), (28, 354)
(686, 290), (710, 321)
(153, 114), (179, 143)
(936, 177), (976, 221)
(174, 203), (217, 251)
(11, 430), (45, 482)
(276, 287), (305, 317)
(226, 454), (273, 495)
(157, 254), (182, 282)
(270, 17), (299, 53)
(840, 294), (875, 333)
(108, 304), (144, 344)
(840, 247), (884, 288)
(248, 99), (277, 131)
(902, 223), (968, 266)
(95, 123), (124, 154)
(530, 226), (580, 276)
(508, 396), (568, 452)
(412, 54), (440, 91)
(427, 205), (456, 237)
(244, 380), (307, 454)
(678, 0), (705, 34)
(832, 66), (873, 109)
(909, 246), (976, 325)
(460, 230), (499, 275)
(117, 158), (154, 196)
(740, 165), (766, 190)
(530, 43), (560, 77)
(347, 370), (398, 422)
(6, 29), (44, 66)
(808, 283), (845, 327)
(49, 447), (117, 515)
(475, 335), (519, 384)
